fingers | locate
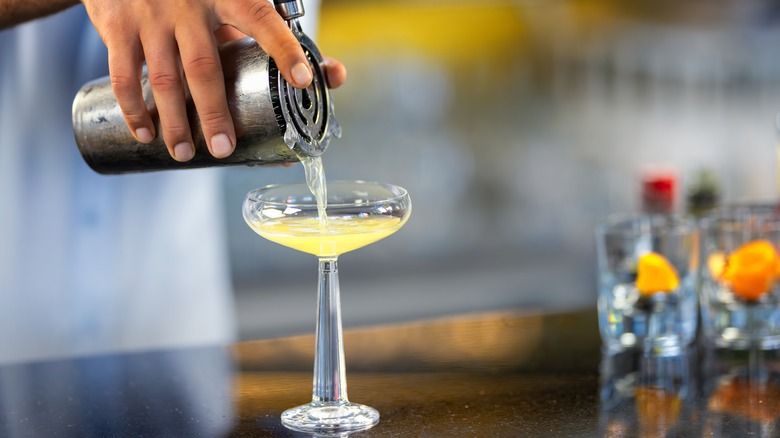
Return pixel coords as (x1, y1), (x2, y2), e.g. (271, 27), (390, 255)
(142, 32), (195, 162)
(322, 56), (347, 89)
(214, 25), (247, 44)
(106, 34), (156, 144)
(177, 19), (236, 158)
(219, 0), (312, 89)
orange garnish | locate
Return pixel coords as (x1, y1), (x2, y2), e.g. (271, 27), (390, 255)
(722, 240), (778, 301)
(776, 257), (780, 278)
(636, 252), (680, 296)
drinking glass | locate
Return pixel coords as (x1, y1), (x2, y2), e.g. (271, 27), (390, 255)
(700, 204), (780, 350)
(243, 180), (411, 433)
(596, 214), (698, 355)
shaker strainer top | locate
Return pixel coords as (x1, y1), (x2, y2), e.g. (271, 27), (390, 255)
(272, 0), (341, 157)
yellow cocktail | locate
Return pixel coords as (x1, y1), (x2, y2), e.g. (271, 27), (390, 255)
(250, 216), (405, 257)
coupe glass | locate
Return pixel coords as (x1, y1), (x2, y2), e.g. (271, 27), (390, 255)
(242, 180), (412, 433)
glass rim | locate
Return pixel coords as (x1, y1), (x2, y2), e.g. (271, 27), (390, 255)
(705, 202), (780, 217)
(596, 213), (697, 237)
(699, 202), (780, 230)
(245, 179), (409, 208)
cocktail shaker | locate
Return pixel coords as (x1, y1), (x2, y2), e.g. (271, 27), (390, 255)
(72, 0), (339, 174)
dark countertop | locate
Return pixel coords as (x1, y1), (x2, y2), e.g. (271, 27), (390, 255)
(0, 309), (776, 437)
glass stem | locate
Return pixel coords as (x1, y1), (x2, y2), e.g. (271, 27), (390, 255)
(312, 257), (349, 404)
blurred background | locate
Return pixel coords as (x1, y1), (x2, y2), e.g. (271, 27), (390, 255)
(225, 0), (780, 340)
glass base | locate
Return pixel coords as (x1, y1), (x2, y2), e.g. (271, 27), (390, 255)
(281, 401), (379, 433)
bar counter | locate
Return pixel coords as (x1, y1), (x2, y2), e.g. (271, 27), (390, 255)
(0, 309), (776, 437)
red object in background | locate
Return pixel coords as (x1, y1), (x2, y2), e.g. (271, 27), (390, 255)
(641, 169), (677, 214)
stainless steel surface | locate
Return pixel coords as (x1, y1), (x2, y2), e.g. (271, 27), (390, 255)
(72, 12), (339, 174)
(274, 0), (305, 21)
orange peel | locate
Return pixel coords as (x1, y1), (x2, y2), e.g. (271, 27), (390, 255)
(720, 240), (779, 302)
(636, 252), (680, 296)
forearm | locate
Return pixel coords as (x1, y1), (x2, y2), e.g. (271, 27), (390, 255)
(0, 0), (81, 30)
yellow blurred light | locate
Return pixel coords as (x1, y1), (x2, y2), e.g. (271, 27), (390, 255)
(319, 2), (527, 64)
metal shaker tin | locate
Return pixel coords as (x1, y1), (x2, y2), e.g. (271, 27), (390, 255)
(72, 32), (340, 174)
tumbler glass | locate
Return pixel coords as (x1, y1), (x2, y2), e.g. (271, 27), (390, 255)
(700, 204), (780, 350)
(596, 214), (698, 355)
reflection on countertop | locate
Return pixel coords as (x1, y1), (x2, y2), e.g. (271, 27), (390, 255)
(601, 345), (780, 437)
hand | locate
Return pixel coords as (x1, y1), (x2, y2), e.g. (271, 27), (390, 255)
(214, 25), (346, 88)
(81, 0), (347, 162)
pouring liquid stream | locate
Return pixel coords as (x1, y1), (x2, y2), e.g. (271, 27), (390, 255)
(299, 154), (328, 228)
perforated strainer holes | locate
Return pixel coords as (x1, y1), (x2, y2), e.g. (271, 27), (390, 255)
(271, 43), (332, 153)
(302, 88), (313, 111)
(288, 49), (327, 143)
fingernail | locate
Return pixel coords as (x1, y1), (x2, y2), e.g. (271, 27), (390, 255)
(291, 62), (312, 87)
(174, 142), (194, 162)
(211, 133), (234, 158)
(136, 127), (154, 143)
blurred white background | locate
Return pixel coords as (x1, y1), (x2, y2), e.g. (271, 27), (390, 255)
(224, 0), (780, 339)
